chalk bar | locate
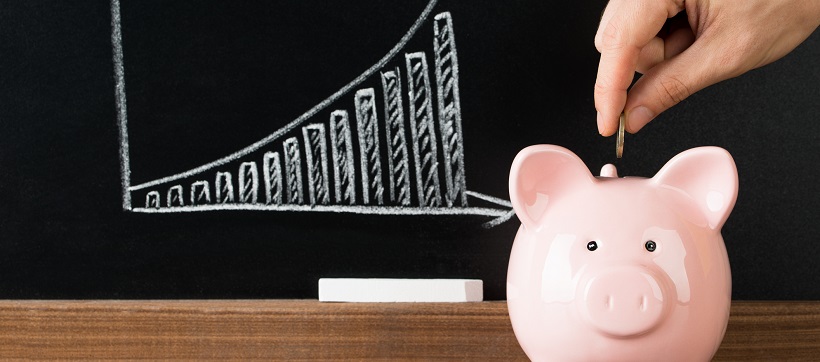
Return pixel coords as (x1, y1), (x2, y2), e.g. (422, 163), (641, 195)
(319, 278), (483, 302)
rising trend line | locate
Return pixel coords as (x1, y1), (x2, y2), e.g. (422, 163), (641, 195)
(128, 0), (439, 192)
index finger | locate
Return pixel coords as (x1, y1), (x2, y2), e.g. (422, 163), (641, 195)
(594, 0), (684, 136)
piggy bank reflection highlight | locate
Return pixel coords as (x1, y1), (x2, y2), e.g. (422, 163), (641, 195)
(507, 145), (737, 362)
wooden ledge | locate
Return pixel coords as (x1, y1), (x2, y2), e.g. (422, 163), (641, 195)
(0, 300), (817, 359)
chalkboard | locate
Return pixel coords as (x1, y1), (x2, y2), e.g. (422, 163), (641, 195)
(1, 0), (818, 300)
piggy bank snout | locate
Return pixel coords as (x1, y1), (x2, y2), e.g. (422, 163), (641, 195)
(581, 266), (668, 337)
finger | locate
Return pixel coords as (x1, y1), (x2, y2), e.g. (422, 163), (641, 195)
(594, 50), (632, 136)
(624, 41), (719, 133)
(636, 28), (695, 73)
(593, 0), (685, 136)
(662, 27), (696, 60)
(636, 37), (664, 74)
(595, 0), (621, 53)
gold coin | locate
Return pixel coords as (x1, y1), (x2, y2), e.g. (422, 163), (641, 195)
(616, 113), (625, 158)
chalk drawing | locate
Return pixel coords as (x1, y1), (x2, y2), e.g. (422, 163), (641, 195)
(433, 12), (468, 207)
(354, 89), (385, 205)
(167, 185), (184, 207)
(122, 0), (440, 192)
(380, 67), (412, 206)
(466, 190), (512, 208)
(263, 152), (284, 205)
(112, 1), (515, 228)
(191, 181), (211, 205)
(329, 111), (357, 205)
(302, 124), (330, 206)
(111, 0), (131, 211)
(132, 204), (509, 217)
(145, 191), (160, 209)
(406, 52), (442, 207)
(283, 137), (304, 205)
(238, 162), (259, 204)
(215, 172), (235, 204)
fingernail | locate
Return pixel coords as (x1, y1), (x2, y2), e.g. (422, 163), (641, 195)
(626, 106), (654, 133)
(596, 111), (604, 135)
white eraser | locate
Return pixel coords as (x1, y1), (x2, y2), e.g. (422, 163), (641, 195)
(319, 278), (483, 302)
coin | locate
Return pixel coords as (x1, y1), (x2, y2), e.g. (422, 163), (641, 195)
(616, 113), (625, 158)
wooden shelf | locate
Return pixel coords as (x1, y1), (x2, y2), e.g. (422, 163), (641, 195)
(0, 300), (817, 359)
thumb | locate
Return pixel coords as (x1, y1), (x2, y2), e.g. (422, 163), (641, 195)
(623, 42), (723, 133)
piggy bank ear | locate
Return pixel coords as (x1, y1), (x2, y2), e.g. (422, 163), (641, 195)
(652, 147), (738, 230)
(509, 145), (594, 229)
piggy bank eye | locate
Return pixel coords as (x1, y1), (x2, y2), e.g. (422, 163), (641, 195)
(587, 241), (598, 251)
(645, 240), (657, 252)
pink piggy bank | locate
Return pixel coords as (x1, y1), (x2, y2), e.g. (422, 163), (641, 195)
(507, 145), (737, 361)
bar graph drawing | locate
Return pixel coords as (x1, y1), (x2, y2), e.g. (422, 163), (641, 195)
(111, 0), (514, 228)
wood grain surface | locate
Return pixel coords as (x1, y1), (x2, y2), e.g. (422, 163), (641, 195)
(0, 300), (816, 360)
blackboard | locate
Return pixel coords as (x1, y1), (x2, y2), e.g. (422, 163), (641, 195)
(1, 0), (818, 300)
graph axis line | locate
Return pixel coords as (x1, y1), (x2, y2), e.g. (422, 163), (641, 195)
(133, 204), (508, 218)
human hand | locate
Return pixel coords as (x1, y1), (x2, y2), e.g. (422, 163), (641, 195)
(594, 0), (820, 136)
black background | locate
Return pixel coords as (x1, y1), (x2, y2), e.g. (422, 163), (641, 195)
(1, 0), (818, 300)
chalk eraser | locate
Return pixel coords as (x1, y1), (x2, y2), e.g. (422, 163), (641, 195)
(319, 278), (483, 302)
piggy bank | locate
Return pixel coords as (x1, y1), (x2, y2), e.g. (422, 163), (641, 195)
(507, 145), (737, 362)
